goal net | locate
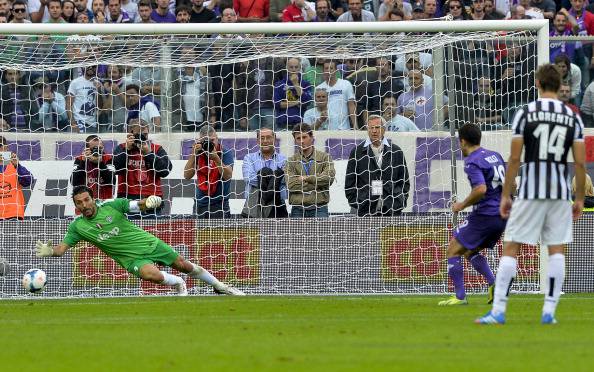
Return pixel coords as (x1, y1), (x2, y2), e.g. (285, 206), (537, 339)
(0, 21), (568, 298)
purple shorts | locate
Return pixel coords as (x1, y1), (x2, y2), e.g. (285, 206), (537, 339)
(453, 213), (507, 250)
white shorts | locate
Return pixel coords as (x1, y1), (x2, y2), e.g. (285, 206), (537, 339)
(503, 199), (573, 246)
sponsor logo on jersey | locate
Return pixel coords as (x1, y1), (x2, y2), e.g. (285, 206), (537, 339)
(97, 226), (120, 242)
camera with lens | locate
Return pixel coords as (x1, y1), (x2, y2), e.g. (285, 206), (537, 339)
(134, 133), (148, 147)
(90, 146), (103, 157)
(200, 139), (216, 153)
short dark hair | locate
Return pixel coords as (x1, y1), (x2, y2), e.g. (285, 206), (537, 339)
(48, 0), (62, 7)
(12, 0), (27, 8)
(125, 84), (140, 94)
(292, 123), (313, 138)
(138, 0), (152, 8)
(72, 185), (94, 200)
(536, 63), (562, 93)
(85, 134), (100, 147)
(458, 123), (481, 146)
(176, 5), (191, 15)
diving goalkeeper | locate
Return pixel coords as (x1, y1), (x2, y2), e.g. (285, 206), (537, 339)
(35, 185), (245, 296)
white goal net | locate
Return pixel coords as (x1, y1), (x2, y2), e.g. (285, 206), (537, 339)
(0, 21), (563, 297)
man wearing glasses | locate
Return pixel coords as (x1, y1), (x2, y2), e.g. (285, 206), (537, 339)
(10, 0), (31, 23)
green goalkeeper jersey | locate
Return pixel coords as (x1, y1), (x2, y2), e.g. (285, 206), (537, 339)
(63, 199), (159, 260)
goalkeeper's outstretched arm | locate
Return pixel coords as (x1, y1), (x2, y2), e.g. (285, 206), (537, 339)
(35, 241), (71, 257)
(133, 195), (162, 212)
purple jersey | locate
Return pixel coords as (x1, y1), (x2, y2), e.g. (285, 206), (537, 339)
(464, 147), (505, 216)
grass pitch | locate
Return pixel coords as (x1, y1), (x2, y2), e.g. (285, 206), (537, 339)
(0, 294), (593, 371)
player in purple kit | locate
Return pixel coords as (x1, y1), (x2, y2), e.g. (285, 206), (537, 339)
(438, 124), (509, 306)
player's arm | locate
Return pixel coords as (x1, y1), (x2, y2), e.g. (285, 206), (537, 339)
(572, 140), (586, 220)
(453, 184), (487, 213)
(35, 241), (71, 257)
(500, 137), (523, 219)
(131, 196), (163, 212)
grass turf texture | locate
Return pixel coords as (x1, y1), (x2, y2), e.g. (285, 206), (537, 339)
(0, 294), (593, 371)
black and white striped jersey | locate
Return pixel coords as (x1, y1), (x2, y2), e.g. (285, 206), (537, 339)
(511, 98), (584, 200)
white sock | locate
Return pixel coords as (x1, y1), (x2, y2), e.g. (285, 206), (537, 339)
(188, 263), (223, 287)
(160, 271), (184, 286)
(492, 256), (517, 316)
(543, 253), (565, 316)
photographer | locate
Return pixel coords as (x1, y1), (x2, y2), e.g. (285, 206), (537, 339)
(0, 136), (33, 220)
(112, 118), (172, 217)
(71, 135), (116, 203)
(183, 125), (233, 219)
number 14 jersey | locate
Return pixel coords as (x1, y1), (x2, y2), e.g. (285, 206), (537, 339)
(511, 98), (585, 200)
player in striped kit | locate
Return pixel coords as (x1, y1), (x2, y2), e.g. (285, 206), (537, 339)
(476, 64), (586, 325)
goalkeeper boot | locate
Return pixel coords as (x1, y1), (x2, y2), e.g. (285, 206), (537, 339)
(487, 284), (495, 305)
(475, 311), (505, 325)
(438, 295), (468, 306)
(541, 313), (558, 325)
(175, 281), (188, 296)
(214, 284), (246, 296)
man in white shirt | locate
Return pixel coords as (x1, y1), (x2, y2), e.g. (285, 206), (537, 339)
(315, 60), (357, 129)
(303, 89), (347, 130)
(382, 95), (419, 132)
(67, 65), (105, 133)
(125, 84), (161, 132)
(337, 0), (375, 21)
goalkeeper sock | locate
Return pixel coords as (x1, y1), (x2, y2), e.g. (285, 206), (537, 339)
(188, 263), (223, 287)
(542, 253), (565, 316)
(469, 253), (495, 286)
(447, 256), (465, 300)
(160, 271), (184, 286)
(492, 256), (517, 316)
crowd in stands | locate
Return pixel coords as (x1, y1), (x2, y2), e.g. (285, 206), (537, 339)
(0, 0), (592, 133)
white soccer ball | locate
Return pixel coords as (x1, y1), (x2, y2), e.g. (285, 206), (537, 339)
(22, 269), (47, 293)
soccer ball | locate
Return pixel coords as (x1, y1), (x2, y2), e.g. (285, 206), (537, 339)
(22, 269), (47, 293)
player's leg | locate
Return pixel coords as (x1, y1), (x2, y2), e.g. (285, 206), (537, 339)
(464, 249), (496, 304)
(540, 200), (572, 324)
(438, 237), (469, 306)
(137, 263), (187, 296)
(170, 256), (246, 296)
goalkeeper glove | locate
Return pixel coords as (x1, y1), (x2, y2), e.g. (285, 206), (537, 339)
(35, 240), (53, 257)
(145, 195), (162, 209)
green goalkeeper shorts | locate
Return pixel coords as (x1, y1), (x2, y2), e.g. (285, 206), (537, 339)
(123, 241), (180, 277)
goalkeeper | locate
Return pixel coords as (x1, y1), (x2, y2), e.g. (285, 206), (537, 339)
(35, 185), (244, 296)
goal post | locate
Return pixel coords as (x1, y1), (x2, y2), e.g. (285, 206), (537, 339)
(0, 20), (558, 297)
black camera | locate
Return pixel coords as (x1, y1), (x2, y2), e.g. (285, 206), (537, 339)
(134, 133), (148, 147)
(90, 146), (103, 157)
(200, 139), (216, 153)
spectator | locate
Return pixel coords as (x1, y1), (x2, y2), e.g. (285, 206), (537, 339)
(397, 69), (444, 131)
(176, 5), (192, 21)
(337, 0), (375, 21)
(136, 0), (155, 22)
(394, 52), (433, 77)
(550, 10), (579, 63)
(38, 82), (69, 131)
(173, 64), (206, 132)
(494, 43), (535, 113)
(382, 95), (418, 132)
(580, 79), (594, 127)
(516, 0), (544, 19)
(273, 57), (313, 130)
(0, 69), (40, 132)
(151, 0), (176, 22)
(125, 84), (161, 132)
(569, 0), (594, 88)
(242, 128), (288, 218)
(29, 0), (50, 23)
(531, 0), (555, 20)
(554, 53), (581, 104)
(312, 0), (334, 21)
(62, 0), (77, 22)
(270, 0), (291, 21)
(10, 1), (32, 23)
(559, 83), (581, 114)
(424, 0), (437, 18)
(67, 65), (105, 133)
(234, 0), (269, 22)
(363, 56), (405, 120)
(483, 0), (504, 19)
(285, 123), (335, 218)
(303, 88), (341, 130)
(190, 0), (216, 22)
(472, 77), (503, 130)
(76, 10), (89, 21)
(316, 60), (357, 129)
(282, 0), (315, 21)
(121, 0), (138, 21)
(507, 5), (528, 20)
(411, 1), (426, 19)
(112, 119), (172, 216)
(44, 0), (65, 23)
(469, 0), (496, 20)
(446, 0), (469, 20)
(379, 0), (412, 21)
(0, 136), (33, 220)
(71, 134), (116, 202)
(387, 7), (404, 20)
(102, 65), (127, 132)
(344, 115), (410, 217)
(106, 0), (132, 22)
(183, 125), (233, 218)
(234, 57), (277, 131)
(73, 0), (94, 21)
(91, 0), (107, 23)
